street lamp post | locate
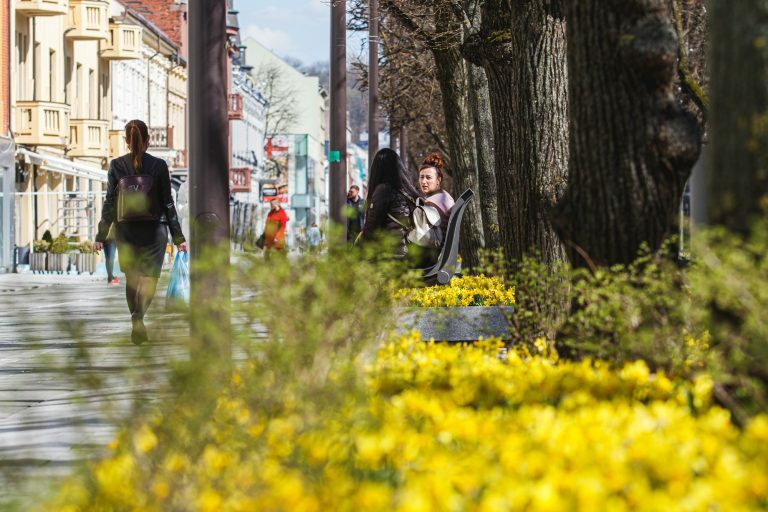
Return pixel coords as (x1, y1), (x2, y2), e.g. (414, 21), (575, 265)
(330, 0), (347, 237)
(189, 0), (231, 364)
(368, 0), (379, 166)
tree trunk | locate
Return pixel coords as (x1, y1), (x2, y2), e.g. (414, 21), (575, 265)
(432, 47), (484, 269)
(467, 62), (501, 251)
(708, 0), (768, 231)
(464, 0), (568, 266)
(553, 0), (701, 267)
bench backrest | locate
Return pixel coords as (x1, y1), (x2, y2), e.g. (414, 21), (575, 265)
(423, 188), (474, 279)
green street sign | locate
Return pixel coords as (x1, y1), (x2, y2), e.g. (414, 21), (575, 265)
(328, 150), (341, 163)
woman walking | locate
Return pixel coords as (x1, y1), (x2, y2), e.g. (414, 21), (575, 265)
(94, 120), (187, 344)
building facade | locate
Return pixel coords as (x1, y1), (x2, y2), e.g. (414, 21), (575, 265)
(11, 0), (112, 253)
(1, 0), (15, 271)
(8, 0), (188, 267)
(242, 37), (328, 243)
(107, 1), (188, 170)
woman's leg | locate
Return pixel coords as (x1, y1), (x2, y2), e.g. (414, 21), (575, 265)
(104, 242), (116, 281)
(135, 275), (159, 319)
(124, 270), (139, 315)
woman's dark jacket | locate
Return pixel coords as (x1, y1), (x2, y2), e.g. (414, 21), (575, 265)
(97, 153), (185, 245)
(360, 183), (414, 256)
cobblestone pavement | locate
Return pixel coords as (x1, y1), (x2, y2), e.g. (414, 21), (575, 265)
(0, 272), (191, 505)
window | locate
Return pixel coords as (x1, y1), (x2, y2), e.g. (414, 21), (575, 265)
(49, 50), (56, 102)
(89, 69), (96, 119)
(65, 57), (72, 105)
(75, 64), (82, 118)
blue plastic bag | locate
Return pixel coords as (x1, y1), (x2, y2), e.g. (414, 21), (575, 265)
(166, 251), (190, 304)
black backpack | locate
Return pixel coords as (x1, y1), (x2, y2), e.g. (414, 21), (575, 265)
(116, 160), (160, 223)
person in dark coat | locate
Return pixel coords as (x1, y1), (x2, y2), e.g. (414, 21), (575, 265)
(94, 120), (187, 345)
(346, 185), (365, 243)
(359, 148), (420, 260)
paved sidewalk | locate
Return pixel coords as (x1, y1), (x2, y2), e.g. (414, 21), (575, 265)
(0, 272), (189, 504)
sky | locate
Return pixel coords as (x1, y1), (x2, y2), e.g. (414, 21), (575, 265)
(236, 0), (365, 66)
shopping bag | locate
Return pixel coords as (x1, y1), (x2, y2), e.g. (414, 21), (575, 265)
(166, 251), (190, 304)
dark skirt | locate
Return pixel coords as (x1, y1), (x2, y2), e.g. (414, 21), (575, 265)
(115, 222), (168, 278)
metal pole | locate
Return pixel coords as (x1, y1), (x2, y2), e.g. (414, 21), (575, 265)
(330, 0), (347, 237)
(368, 0), (379, 165)
(189, 0), (231, 364)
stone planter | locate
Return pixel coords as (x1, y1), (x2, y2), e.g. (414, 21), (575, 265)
(48, 253), (69, 274)
(396, 306), (515, 343)
(76, 253), (98, 274)
(30, 252), (47, 273)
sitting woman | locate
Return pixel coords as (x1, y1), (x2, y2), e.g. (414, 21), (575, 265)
(359, 148), (420, 260)
(418, 152), (455, 244)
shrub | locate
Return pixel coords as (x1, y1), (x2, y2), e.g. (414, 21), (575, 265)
(50, 232), (71, 254)
(79, 241), (95, 254)
(32, 240), (50, 253)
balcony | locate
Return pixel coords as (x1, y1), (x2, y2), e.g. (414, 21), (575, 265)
(228, 93), (243, 120)
(100, 23), (142, 60)
(14, 101), (70, 146)
(68, 119), (108, 158)
(15, 0), (67, 16)
(230, 167), (251, 193)
(66, 0), (108, 40)
(149, 126), (174, 149)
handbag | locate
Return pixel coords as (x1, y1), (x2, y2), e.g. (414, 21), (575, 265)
(255, 233), (265, 249)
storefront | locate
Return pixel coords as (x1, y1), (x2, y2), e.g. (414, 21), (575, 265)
(14, 148), (107, 265)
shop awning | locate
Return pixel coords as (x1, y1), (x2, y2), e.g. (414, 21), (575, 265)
(17, 148), (108, 183)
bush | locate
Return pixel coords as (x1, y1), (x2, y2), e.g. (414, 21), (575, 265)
(79, 240), (95, 254)
(32, 240), (50, 253)
(50, 232), (71, 254)
(506, 229), (768, 422)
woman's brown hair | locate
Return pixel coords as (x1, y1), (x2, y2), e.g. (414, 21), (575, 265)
(125, 120), (149, 173)
(419, 152), (446, 179)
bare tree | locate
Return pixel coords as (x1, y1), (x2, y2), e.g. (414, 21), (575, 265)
(253, 63), (299, 135)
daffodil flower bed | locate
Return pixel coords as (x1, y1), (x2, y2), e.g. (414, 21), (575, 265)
(52, 333), (768, 511)
(394, 275), (515, 307)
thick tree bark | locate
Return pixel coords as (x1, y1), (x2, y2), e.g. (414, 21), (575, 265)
(553, 0), (701, 267)
(432, 47), (485, 268)
(708, 0), (768, 231)
(464, 0), (568, 266)
(467, 63), (501, 251)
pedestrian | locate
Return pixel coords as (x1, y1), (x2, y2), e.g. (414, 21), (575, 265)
(359, 148), (420, 260)
(307, 222), (322, 253)
(346, 185), (365, 243)
(103, 239), (119, 285)
(262, 199), (288, 259)
(94, 120), (187, 345)
(418, 152), (455, 241)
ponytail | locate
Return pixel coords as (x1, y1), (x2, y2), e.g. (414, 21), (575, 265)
(125, 120), (149, 173)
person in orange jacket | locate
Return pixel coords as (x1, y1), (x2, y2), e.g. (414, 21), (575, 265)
(263, 199), (288, 258)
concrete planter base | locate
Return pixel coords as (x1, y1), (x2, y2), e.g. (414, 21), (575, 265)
(76, 253), (97, 274)
(30, 253), (47, 273)
(396, 306), (514, 342)
(48, 253), (68, 274)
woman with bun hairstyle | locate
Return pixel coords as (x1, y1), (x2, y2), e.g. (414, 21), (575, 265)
(359, 148), (420, 259)
(418, 152), (455, 233)
(94, 120), (187, 345)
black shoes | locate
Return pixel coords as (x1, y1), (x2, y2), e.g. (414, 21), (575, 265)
(131, 314), (149, 345)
